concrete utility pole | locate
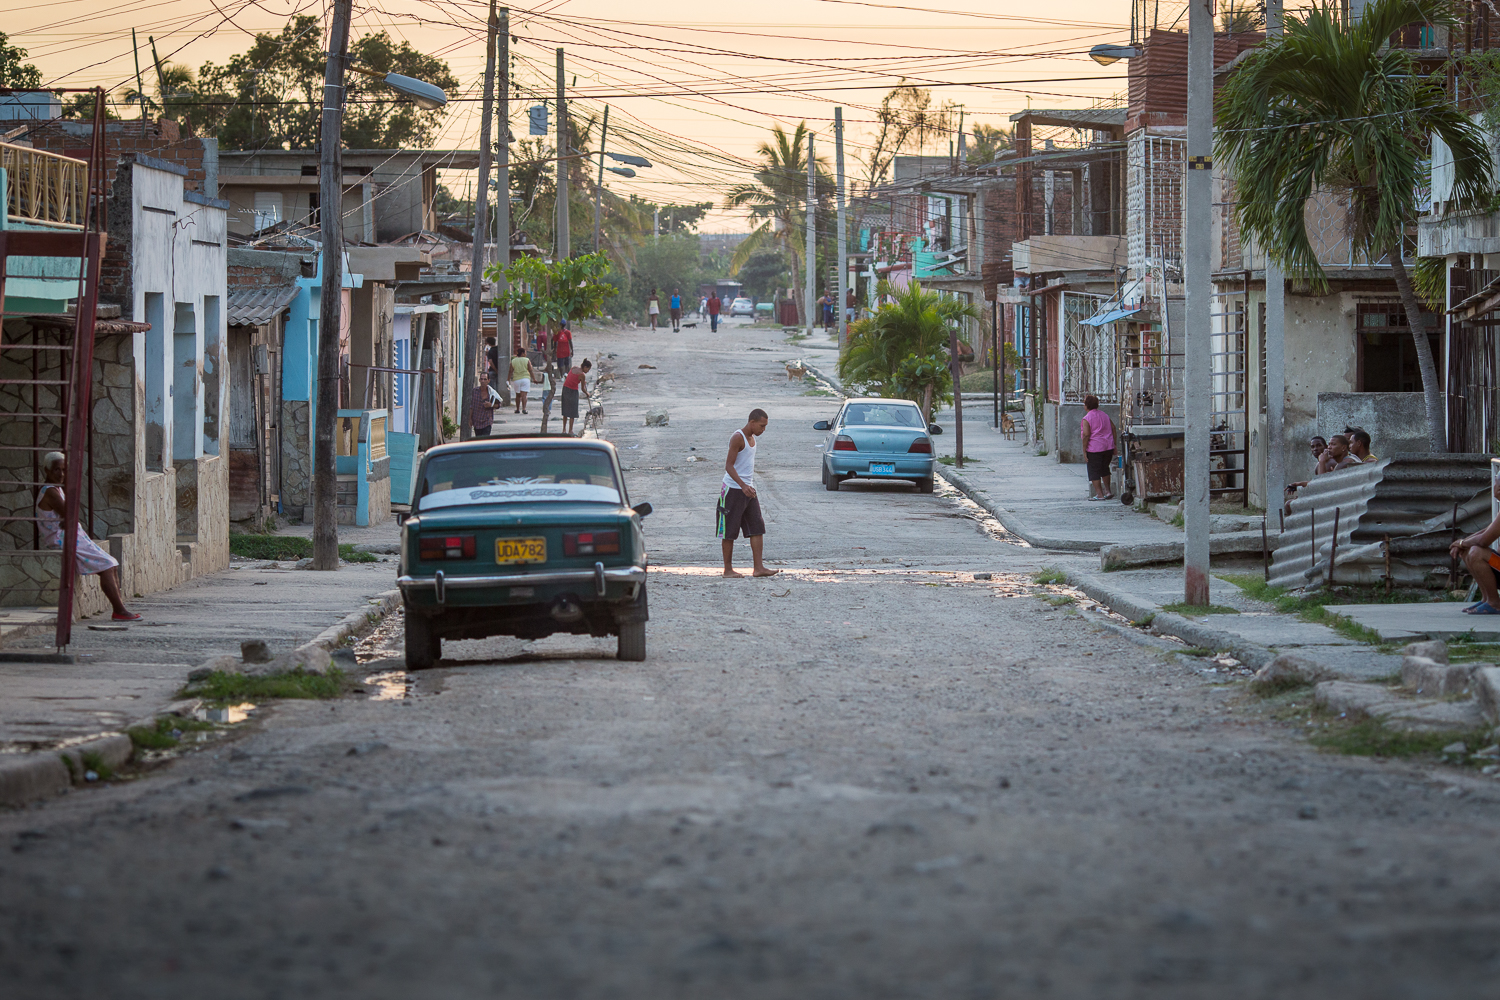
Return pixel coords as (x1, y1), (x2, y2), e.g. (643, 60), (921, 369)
(312, 0), (353, 571)
(460, 0), (499, 442)
(1264, 0), (1286, 515)
(835, 108), (848, 352)
(496, 9), (511, 390)
(1183, 0), (1213, 604)
(805, 132), (816, 334)
(594, 105), (610, 254)
(555, 48), (569, 259)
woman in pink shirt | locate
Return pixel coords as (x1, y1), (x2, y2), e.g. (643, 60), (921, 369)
(1080, 394), (1116, 501)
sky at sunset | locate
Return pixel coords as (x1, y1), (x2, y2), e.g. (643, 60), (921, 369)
(9, 0), (1165, 229)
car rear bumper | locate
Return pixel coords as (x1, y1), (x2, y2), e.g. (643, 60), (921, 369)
(826, 455), (935, 478)
(399, 564), (647, 605)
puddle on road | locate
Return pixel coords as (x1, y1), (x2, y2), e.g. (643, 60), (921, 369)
(352, 609), (412, 699)
(363, 670), (413, 701)
(195, 702), (257, 724)
(932, 478), (1028, 546)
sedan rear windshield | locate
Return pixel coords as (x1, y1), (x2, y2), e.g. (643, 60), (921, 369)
(417, 446), (621, 511)
(840, 403), (923, 428)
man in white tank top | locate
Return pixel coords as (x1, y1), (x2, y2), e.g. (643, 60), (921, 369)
(718, 408), (779, 578)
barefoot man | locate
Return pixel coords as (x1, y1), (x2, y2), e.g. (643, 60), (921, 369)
(718, 409), (779, 578)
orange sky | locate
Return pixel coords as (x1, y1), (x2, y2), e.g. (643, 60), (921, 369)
(10, 0), (1155, 230)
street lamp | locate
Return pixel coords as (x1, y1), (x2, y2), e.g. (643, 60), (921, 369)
(592, 106), (653, 252)
(312, 2), (451, 570)
(606, 166), (636, 178)
(1089, 43), (1140, 65)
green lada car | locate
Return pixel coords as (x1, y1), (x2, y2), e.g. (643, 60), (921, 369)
(396, 437), (652, 668)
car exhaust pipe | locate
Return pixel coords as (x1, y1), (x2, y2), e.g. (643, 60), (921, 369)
(549, 595), (584, 624)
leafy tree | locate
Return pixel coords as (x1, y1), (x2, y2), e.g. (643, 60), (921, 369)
(736, 247), (791, 300)
(863, 83), (959, 190)
(60, 93), (119, 122)
(622, 236), (705, 322)
(1216, 0), (1493, 450)
(840, 280), (978, 420)
(488, 252), (612, 332)
(0, 31), (41, 89)
(431, 183), (471, 222)
(966, 124), (1011, 166)
(629, 197), (712, 235)
(192, 15), (457, 150)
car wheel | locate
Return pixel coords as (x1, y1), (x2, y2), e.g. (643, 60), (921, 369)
(917, 476), (935, 494)
(404, 607), (440, 670)
(825, 466), (841, 492)
(617, 621), (646, 661)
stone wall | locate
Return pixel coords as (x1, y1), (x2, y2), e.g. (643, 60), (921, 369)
(280, 400), (312, 519)
(0, 552), (110, 616)
(192, 454), (229, 576)
(367, 456), (392, 525)
(92, 332), (137, 540)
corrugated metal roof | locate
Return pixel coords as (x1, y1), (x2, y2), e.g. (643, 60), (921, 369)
(1268, 454), (1492, 591)
(227, 284), (299, 327)
(1128, 29), (1264, 125)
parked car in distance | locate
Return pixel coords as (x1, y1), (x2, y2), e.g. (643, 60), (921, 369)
(814, 398), (942, 493)
(729, 297), (755, 317)
(396, 437), (652, 668)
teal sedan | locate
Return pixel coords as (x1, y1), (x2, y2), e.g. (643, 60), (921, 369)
(396, 437), (652, 668)
(815, 398), (943, 493)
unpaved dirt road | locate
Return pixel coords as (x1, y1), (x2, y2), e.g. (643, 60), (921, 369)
(4, 323), (1500, 998)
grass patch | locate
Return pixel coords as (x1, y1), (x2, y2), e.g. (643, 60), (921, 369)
(229, 534), (377, 564)
(1161, 602), (1240, 617)
(79, 750), (113, 781)
(937, 455), (978, 466)
(1169, 511), (1185, 527)
(1032, 567), (1067, 585)
(1309, 716), (1491, 761)
(802, 388), (838, 397)
(127, 715), (216, 751)
(1176, 646), (1214, 657)
(1443, 638), (1500, 664)
(185, 669), (349, 704)
(1218, 573), (1452, 648)
(1044, 594), (1076, 607)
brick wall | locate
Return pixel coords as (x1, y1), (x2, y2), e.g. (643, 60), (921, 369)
(25, 120), (208, 196)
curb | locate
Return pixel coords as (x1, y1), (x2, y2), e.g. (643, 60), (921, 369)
(936, 465), (1103, 551)
(0, 733), (137, 808)
(303, 589), (402, 656)
(1063, 569), (1275, 670)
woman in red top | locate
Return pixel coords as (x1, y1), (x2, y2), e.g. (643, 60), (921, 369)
(560, 358), (591, 436)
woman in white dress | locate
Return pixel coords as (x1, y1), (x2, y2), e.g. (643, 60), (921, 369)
(647, 289), (660, 331)
(37, 451), (140, 621)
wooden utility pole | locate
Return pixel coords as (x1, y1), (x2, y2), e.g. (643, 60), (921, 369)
(950, 322), (964, 469)
(460, 0), (500, 442)
(555, 48), (570, 259)
(835, 108), (848, 353)
(805, 133), (815, 333)
(312, 0), (353, 570)
(496, 9), (512, 392)
(1264, 0), (1287, 518)
(593, 105), (610, 254)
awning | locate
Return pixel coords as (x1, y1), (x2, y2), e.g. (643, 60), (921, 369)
(1081, 306), (1142, 327)
(1450, 273), (1500, 322)
(227, 283), (299, 327)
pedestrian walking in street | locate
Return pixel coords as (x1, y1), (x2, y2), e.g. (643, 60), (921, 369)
(817, 292), (831, 330)
(534, 327), (549, 366)
(554, 324), (573, 374)
(469, 371), (497, 437)
(1081, 395), (1116, 501)
(1452, 477), (1500, 615)
(510, 352), (536, 415)
(537, 363), (556, 433)
(707, 292), (721, 333)
(647, 289), (660, 330)
(718, 409), (779, 578)
(670, 288), (683, 332)
(560, 359), (592, 437)
(484, 336), (500, 383)
(36, 452), (141, 621)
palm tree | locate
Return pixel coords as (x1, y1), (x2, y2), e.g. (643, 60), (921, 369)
(724, 123), (827, 323)
(1216, 0), (1492, 451)
(841, 280), (978, 420)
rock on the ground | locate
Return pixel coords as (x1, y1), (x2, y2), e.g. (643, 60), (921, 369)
(353, 542), (400, 555)
(329, 647), (357, 668)
(1402, 655), (1473, 696)
(1473, 666), (1500, 725)
(293, 558), (315, 570)
(247, 644), (332, 677)
(645, 409), (669, 427)
(1402, 640), (1449, 664)
(1252, 653), (1330, 690)
(193, 654), (242, 678)
(1315, 679), (1487, 732)
(241, 639), (273, 664)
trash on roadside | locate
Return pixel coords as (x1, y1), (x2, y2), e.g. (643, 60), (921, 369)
(645, 409), (669, 427)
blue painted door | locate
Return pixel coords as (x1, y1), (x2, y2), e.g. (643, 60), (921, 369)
(388, 431), (419, 505)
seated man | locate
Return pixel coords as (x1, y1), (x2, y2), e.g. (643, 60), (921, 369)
(1451, 479), (1500, 615)
(1287, 436), (1328, 495)
(1315, 434), (1360, 474)
(1346, 427), (1377, 463)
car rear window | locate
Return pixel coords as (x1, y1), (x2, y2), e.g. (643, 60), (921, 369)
(840, 403), (922, 428)
(417, 446), (621, 510)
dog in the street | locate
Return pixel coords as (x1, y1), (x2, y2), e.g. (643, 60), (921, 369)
(1001, 412), (1016, 439)
(785, 362), (805, 381)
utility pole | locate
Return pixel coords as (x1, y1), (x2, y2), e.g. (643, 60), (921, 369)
(1183, 0), (1212, 604)
(555, 47), (569, 259)
(593, 105), (610, 254)
(835, 108), (848, 353)
(653, 207), (659, 241)
(313, 0), (354, 571)
(460, 0), (499, 442)
(131, 29), (147, 137)
(950, 320), (964, 469)
(1264, 0), (1287, 520)
(805, 132), (816, 334)
(496, 9), (511, 397)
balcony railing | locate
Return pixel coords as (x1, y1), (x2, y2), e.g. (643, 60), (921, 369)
(1, 142), (88, 230)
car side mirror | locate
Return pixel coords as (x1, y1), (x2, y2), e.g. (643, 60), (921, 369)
(929, 424), (944, 435)
(632, 502), (653, 518)
(813, 420), (829, 430)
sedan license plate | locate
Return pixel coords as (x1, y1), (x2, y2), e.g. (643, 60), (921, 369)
(496, 537), (546, 565)
(869, 463), (896, 475)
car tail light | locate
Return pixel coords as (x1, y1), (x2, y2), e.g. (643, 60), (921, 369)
(908, 437), (933, 454)
(419, 534), (476, 560)
(833, 435), (857, 451)
(564, 530), (621, 556)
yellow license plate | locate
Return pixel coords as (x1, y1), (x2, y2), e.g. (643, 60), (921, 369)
(496, 537), (546, 565)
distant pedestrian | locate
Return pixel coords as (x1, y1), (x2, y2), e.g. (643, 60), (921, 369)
(469, 371), (497, 437)
(647, 289), (660, 330)
(707, 292), (721, 333)
(1081, 395), (1116, 501)
(560, 358), (593, 437)
(554, 324), (573, 374)
(670, 288), (682, 331)
(536, 364), (555, 432)
(718, 408), (779, 578)
(817, 292), (832, 330)
(533, 327), (549, 365)
(484, 336), (500, 383)
(509, 352), (535, 415)
(36, 451), (140, 621)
